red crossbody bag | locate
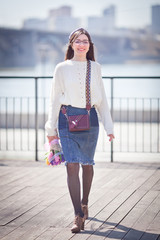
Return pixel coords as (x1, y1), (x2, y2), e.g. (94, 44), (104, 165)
(62, 60), (91, 132)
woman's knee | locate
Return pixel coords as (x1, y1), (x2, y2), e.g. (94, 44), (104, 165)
(82, 165), (94, 175)
(67, 163), (79, 176)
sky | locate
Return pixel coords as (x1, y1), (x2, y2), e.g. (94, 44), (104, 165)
(0, 0), (160, 29)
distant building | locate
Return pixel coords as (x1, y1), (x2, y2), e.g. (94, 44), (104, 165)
(23, 18), (47, 31)
(49, 5), (71, 17)
(103, 5), (116, 30)
(48, 6), (80, 33)
(22, 6), (80, 34)
(151, 5), (160, 34)
(88, 5), (116, 35)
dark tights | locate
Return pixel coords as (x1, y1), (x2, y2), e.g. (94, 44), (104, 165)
(66, 163), (94, 217)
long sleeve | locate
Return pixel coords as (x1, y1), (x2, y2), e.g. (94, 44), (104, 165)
(45, 64), (63, 136)
(96, 64), (114, 135)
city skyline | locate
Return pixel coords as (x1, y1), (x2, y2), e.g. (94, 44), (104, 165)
(0, 0), (160, 30)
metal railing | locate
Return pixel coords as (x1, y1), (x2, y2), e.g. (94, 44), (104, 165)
(0, 76), (160, 162)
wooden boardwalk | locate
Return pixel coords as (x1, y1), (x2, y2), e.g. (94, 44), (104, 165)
(0, 158), (160, 240)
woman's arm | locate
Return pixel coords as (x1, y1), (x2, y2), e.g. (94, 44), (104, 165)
(45, 64), (63, 137)
(96, 64), (114, 140)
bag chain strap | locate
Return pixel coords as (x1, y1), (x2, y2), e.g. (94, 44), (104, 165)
(62, 60), (91, 116)
(86, 60), (91, 111)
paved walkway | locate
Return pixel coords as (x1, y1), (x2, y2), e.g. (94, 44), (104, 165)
(0, 158), (160, 240)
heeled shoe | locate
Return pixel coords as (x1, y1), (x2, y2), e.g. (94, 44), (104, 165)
(81, 204), (88, 220)
(71, 214), (85, 233)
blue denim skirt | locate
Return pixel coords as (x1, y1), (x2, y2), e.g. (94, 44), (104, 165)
(58, 105), (99, 165)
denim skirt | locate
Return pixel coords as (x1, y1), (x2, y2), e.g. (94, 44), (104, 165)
(58, 105), (99, 165)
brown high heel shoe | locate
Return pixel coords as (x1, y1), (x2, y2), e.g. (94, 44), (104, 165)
(71, 214), (85, 233)
(81, 204), (88, 220)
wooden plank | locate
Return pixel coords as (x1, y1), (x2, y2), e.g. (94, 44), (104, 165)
(0, 166), (44, 195)
(0, 167), (31, 186)
(79, 169), (156, 240)
(132, 192), (160, 231)
(87, 190), (147, 240)
(140, 232), (160, 240)
(86, 163), (148, 209)
(0, 185), (26, 202)
(0, 168), (67, 226)
(0, 188), (69, 238)
(7, 168), (46, 187)
(35, 227), (64, 240)
(0, 187), (31, 210)
(104, 190), (159, 239)
(121, 228), (145, 240)
(123, 193), (160, 239)
(2, 193), (72, 239)
(120, 190), (159, 227)
(0, 225), (48, 240)
(0, 172), (46, 203)
(0, 185), (67, 226)
(0, 226), (17, 239)
(1, 165), (69, 235)
(2, 173), (67, 230)
(0, 166), (66, 203)
(17, 167), (65, 187)
(7, 190), (69, 227)
(122, 229), (160, 240)
(88, 168), (135, 215)
(139, 170), (160, 191)
(0, 167), (15, 178)
(0, 189), (43, 225)
(51, 227), (76, 240)
(104, 171), (160, 240)
(146, 210), (160, 234)
(14, 226), (49, 240)
(152, 179), (160, 191)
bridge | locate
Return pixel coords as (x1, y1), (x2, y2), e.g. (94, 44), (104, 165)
(0, 27), (160, 68)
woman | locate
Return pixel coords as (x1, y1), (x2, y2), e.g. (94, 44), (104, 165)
(45, 28), (114, 233)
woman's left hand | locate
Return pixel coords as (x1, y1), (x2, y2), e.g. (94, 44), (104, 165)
(47, 135), (59, 143)
(108, 134), (115, 142)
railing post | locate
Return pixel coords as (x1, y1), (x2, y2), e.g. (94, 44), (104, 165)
(35, 77), (38, 161)
(111, 77), (114, 162)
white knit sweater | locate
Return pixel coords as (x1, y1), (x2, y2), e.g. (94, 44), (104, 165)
(45, 60), (113, 136)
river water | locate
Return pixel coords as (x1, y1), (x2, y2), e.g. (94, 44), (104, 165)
(0, 62), (160, 98)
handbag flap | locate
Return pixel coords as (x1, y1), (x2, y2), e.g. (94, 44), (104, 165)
(68, 114), (90, 131)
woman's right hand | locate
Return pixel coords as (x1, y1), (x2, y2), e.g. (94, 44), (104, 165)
(47, 135), (59, 143)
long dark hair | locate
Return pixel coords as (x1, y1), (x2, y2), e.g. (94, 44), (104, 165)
(65, 28), (95, 61)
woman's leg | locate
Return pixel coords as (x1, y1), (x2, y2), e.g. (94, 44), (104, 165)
(81, 165), (94, 205)
(66, 163), (84, 217)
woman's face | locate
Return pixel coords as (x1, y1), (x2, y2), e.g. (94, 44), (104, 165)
(71, 34), (90, 57)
